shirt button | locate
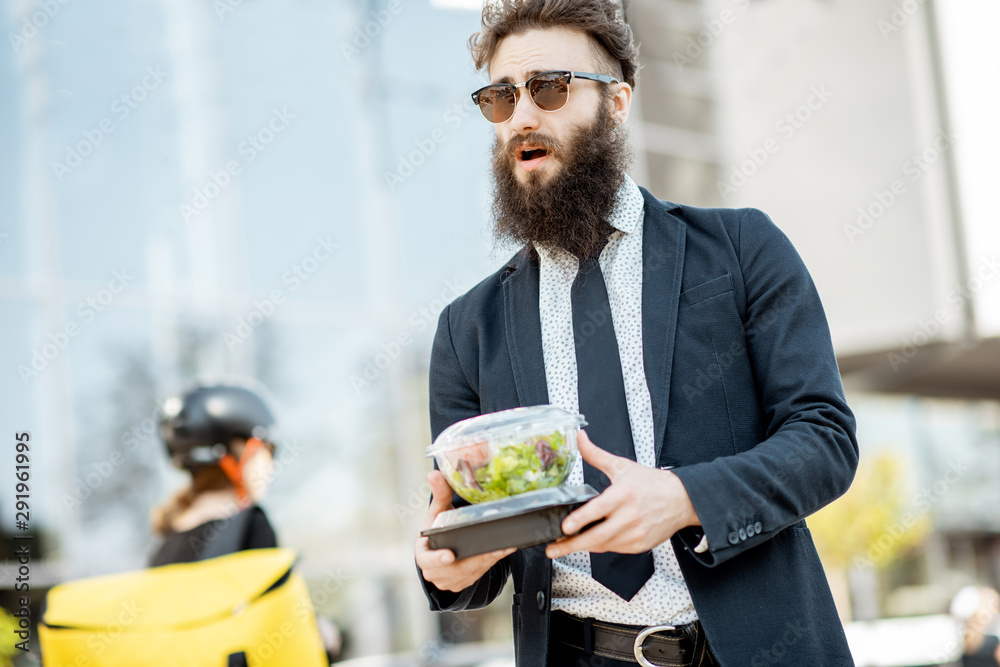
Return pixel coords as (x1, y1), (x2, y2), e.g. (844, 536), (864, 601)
(738, 528), (747, 541)
(754, 522), (763, 534)
(728, 531), (739, 545)
(537, 591), (546, 610)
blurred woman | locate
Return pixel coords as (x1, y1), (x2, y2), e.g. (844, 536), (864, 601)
(952, 585), (1000, 667)
(148, 379), (344, 661)
(150, 380), (279, 566)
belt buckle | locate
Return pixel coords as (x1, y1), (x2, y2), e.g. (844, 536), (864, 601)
(633, 624), (676, 667)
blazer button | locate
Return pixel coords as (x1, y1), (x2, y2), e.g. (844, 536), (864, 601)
(537, 591), (546, 610)
(746, 524), (755, 537)
(728, 531), (739, 545)
(738, 528), (747, 541)
(754, 522), (763, 534)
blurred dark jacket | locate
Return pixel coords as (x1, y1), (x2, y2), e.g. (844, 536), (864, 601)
(964, 635), (1000, 667)
(150, 505), (276, 567)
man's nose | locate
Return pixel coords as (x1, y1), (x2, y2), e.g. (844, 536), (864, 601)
(508, 87), (541, 133)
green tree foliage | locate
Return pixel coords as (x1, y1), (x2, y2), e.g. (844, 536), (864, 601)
(809, 450), (931, 571)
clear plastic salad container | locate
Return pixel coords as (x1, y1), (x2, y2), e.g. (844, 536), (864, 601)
(426, 405), (586, 504)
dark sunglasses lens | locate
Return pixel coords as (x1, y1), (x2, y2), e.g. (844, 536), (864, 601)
(529, 73), (569, 111)
(478, 86), (516, 123)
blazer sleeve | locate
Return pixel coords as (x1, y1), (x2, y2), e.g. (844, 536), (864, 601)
(672, 208), (859, 567)
(418, 303), (512, 611)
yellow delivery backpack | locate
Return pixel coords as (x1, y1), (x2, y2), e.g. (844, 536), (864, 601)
(39, 548), (328, 667)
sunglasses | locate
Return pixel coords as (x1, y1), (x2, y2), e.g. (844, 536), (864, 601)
(471, 70), (620, 124)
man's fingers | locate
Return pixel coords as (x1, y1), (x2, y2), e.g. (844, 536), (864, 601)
(430, 547), (456, 567)
(421, 470), (454, 529)
(415, 536), (455, 566)
(546, 517), (621, 559)
(444, 547), (513, 572)
(561, 491), (617, 535)
(461, 547), (516, 570)
(419, 546), (516, 592)
(577, 430), (631, 482)
(417, 537), (513, 571)
(428, 469), (454, 507)
(416, 473), (516, 592)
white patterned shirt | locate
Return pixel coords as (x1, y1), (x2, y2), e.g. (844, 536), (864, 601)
(537, 174), (698, 626)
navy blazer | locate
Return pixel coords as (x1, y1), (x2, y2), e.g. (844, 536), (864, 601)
(421, 188), (859, 666)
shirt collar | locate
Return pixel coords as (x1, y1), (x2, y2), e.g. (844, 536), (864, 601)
(608, 173), (644, 235)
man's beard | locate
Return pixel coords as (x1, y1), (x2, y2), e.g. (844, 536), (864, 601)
(489, 106), (633, 260)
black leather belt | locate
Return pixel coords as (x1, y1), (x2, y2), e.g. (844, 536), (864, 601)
(551, 610), (708, 666)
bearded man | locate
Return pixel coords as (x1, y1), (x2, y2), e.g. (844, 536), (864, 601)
(414, 1), (859, 665)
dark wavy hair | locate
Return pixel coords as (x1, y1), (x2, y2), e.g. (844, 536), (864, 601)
(469, 0), (640, 90)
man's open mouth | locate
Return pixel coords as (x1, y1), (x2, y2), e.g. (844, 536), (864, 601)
(518, 147), (549, 162)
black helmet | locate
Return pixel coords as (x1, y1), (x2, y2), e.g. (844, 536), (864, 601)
(159, 380), (277, 469)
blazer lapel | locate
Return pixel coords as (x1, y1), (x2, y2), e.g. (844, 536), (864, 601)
(502, 246), (550, 408)
(639, 188), (686, 463)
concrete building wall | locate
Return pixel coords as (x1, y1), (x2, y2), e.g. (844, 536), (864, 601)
(629, 0), (1000, 397)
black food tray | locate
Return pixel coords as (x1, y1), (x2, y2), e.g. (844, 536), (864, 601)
(421, 485), (598, 560)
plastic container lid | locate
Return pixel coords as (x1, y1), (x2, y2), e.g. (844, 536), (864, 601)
(425, 405), (586, 457)
(428, 485), (598, 530)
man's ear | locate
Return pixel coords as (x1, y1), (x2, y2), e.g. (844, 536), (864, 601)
(610, 82), (632, 127)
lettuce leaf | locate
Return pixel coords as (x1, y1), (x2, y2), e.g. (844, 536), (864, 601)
(450, 431), (571, 503)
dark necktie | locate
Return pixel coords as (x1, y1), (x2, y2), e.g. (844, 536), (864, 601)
(572, 247), (655, 601)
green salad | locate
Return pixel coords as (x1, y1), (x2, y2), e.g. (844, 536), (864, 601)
(449, 431), (572, 503)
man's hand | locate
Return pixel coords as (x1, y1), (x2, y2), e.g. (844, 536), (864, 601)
(545, 430), (701, 559)
(415, 469), (516, 593)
